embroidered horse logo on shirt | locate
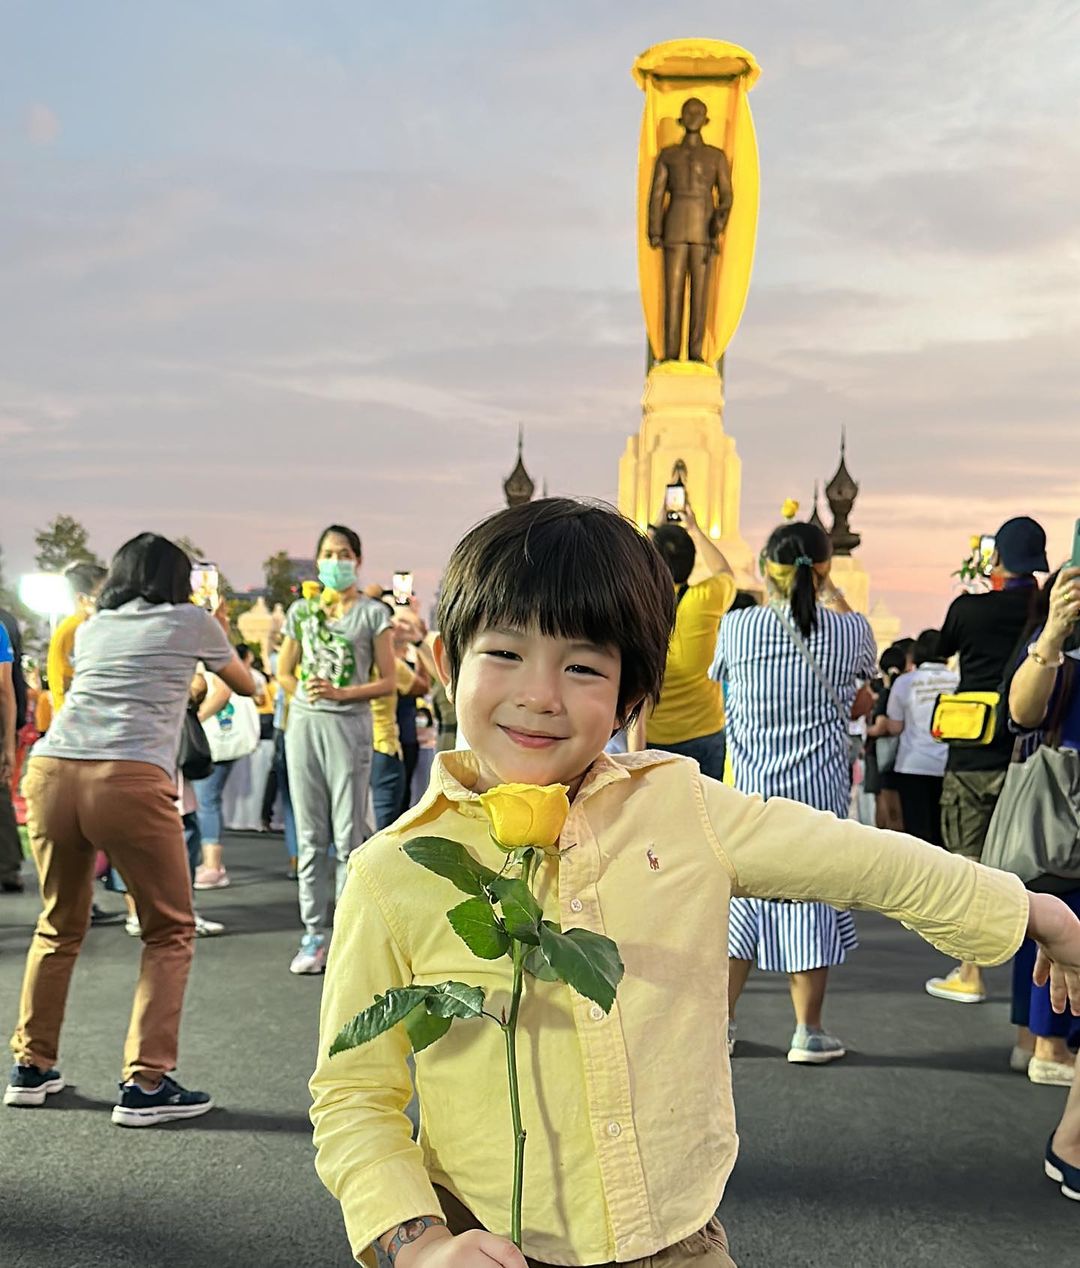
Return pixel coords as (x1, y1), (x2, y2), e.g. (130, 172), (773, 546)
(647, 848), (661, 871)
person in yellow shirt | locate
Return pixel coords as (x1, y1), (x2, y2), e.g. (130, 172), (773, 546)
(634, 502), (735, 777)
(311, 498), (1080, 1268)
(370, 651), (429, 832)
(47, 562), (107, 713)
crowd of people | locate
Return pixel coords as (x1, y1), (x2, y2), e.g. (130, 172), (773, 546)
(1, 499), (1079, 1262)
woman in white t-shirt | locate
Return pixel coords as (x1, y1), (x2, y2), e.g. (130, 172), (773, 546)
(5, 534), (254, 1126)
(884, 628), (959, 845)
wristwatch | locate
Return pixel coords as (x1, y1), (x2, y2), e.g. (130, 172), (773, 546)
(1027, 643), (1065, 669)
(386, 1216), (447, 1265)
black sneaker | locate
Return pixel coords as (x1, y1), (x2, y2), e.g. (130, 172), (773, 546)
(1, 877), (25, 894)
(111, 1074), (214, 1127)
(4, 1063), (65, 1107)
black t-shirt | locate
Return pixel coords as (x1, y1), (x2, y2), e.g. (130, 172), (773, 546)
(938, 586), (1037, 771)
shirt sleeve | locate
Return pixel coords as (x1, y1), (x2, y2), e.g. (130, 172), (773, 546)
(310, 854), (443, 1265)
(698, 777), (1029, 967)
(938, 597), (963, 662)
(854, 615), (878, 681)
(0, 624), (11, 664)
(284, 600), (303, 642)
(47, 615), (80, 708)
(695, 573), (737, 621)
(885, 675), (908, 722)
(196, 611), (235, 671)
(708, 620), (728, 684)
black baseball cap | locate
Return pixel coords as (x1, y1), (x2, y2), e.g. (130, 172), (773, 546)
(994, 516), (1048, 574)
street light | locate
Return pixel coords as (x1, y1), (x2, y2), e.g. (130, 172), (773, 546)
(18, 573), (74, 632)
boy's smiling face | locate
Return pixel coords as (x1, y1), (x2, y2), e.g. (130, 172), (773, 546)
(436, 624), (625, 797)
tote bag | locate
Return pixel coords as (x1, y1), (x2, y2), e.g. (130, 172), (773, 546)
(201, 692), (259, 764)
(982, 660), (1080, 881)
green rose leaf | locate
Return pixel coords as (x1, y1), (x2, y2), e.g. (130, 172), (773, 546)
(404, 1005), (453, 1054)
(489, 876), (543, 944)
(447, 897), (511, 960)
(404, 836), (499, 897)
(523, 921), (561, 981)
(538, 925), (624, 1013)
(329, 985), (432, 1056)
(426, 980), (486, 1020)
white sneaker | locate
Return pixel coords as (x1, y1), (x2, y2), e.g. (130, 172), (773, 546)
(125, 916), (141, 937)
(194, 913), (225, 937)
(727, 1021), (737, 1057)
(289, 934), (327, 975)
(1009, 1044), (1033, 1073)
(1029, 1056), (1078, 1086)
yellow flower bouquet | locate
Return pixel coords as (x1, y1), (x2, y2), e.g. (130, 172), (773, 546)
(329, 781), (624, 1248)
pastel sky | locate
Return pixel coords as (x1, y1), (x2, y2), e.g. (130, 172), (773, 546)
(3, 0), (1078, 634)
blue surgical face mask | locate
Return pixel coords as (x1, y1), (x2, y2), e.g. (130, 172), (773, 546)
(318, 559), (357, 591)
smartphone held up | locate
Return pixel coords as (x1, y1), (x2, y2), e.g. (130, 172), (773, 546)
(190, 562), (220, 611)
(664, 481), (686, 523)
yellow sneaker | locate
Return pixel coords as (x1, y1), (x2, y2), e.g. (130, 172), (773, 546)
(925, 968), (986, 1004)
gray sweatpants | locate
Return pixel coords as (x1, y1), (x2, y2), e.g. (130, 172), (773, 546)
(285, 706), (373, 939)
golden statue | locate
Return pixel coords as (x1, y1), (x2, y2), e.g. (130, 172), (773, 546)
(633, 40), (761, 366)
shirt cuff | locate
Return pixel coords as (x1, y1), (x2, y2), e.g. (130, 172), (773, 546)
(337, 1157), (446, 1266)
(953, 863), (1029, 967)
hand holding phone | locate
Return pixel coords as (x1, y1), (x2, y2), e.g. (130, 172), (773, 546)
(190, 562), (220, 612)
(664, 482), (686, 523)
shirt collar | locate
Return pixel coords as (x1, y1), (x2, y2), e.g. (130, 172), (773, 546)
(397, 747), (683, 830)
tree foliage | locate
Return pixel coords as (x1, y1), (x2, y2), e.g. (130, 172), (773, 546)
(33, 515), (103, 573)
(263, 550), (301, 612)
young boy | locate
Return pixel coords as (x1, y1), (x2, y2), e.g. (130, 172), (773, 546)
(311, 499), (1080, 1268)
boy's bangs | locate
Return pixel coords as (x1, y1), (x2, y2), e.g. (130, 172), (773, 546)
(472, 540), (624, 653)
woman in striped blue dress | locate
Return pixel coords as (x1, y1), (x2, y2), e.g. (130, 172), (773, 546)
(710, 520), (877, 1064)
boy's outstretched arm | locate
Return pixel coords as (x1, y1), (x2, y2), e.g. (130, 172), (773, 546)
(1029, 891), (1080, 1015)
(699, 780), (1080, 1003)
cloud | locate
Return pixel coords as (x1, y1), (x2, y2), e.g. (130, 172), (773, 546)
(25, 103), (60, 145)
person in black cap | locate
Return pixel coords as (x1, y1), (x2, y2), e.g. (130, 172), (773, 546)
(924, 515), (1049, 1005)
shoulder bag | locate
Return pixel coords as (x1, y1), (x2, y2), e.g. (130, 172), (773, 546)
(178, 703), (214, 782)
(981, 659), (1080, 881)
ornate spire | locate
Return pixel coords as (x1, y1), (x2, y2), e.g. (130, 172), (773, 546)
(825, 428), (860, 556)
(504, 424), (536, 508)
(808, 481), (826, 532)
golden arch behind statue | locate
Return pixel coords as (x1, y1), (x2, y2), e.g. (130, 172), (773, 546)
(633, 40), (761, 366)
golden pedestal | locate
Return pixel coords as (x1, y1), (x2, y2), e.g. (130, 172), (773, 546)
(618, 362), (757, 589)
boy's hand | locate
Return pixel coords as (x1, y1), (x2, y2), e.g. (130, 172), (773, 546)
(395, 1228), (527, 1268)
(1028, 892), (1080, 1014)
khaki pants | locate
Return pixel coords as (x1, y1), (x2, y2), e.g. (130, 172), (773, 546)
(11, 757), (195, 1082)
(435, 1186), (737, 1268)
(940, 769), (1007, 861)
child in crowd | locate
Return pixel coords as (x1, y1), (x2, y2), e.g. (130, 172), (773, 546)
(311, 499), (1080, 1268)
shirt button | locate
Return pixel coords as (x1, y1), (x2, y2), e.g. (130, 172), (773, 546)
(569, 898), (583, 913)
(607, 1121), (622, 1138)
(589, 1004), (604, 1021)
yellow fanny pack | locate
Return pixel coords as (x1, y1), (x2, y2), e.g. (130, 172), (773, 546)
(930, 692), (1001, 746)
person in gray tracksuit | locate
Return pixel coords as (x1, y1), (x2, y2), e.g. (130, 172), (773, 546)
(278, 524), (394, 975)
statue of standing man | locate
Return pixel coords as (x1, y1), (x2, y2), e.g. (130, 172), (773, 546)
(647, 98), (733, 362)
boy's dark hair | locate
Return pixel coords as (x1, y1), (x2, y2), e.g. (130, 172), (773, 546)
(912, 628), (942, 666)
(316, 524), (362, 558)
(437, 498), (675, 726)
(98, 533), (193, 610)
(65, 561), (107, 599)
(651, 524), (696, 587)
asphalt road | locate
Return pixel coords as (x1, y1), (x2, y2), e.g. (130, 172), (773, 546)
(0, 832), (1074, 1268)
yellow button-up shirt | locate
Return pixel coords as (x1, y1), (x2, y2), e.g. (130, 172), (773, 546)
(311, 750), (1028, 1266)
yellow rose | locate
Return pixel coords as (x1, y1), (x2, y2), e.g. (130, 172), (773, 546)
(301, 580), (321, 601)
(969, 535), (982, 553)
(478, 783), (571, 853)
(781, 498), (799, 521)
(321, 588), (341, 607)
